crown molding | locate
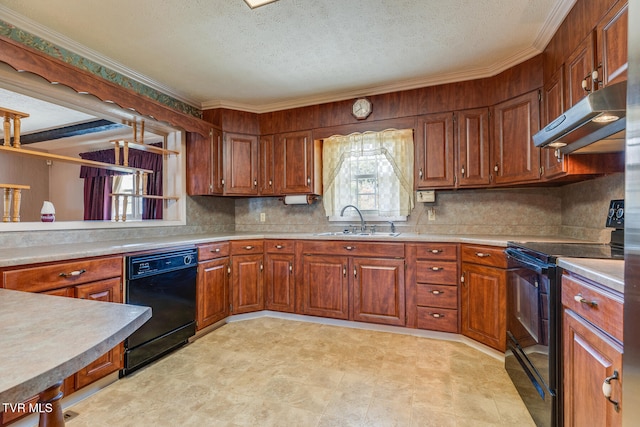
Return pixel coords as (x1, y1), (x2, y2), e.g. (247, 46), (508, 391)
(0, 5), (200, 110)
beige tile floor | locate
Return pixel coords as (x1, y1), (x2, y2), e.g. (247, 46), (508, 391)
(67, 317), (535, 427)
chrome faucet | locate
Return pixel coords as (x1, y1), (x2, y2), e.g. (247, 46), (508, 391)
(340, 205), (366, 232)
(387, 221), (396, 233)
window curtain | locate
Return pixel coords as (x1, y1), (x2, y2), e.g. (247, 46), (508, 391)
(79, 144), (163, 220)
(322, 128), (414, 217)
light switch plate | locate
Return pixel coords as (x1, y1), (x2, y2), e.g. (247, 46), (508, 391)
(416, 190), (435, 203)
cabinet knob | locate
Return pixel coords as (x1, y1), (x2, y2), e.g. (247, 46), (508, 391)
(307, 177), (311, 185)
(574, 294), (598, 307)
(419, 168), (423, 179)
(431, 266), (443, 271)
(211, 248), (221, 253)
(461, 166), (465, 176)
(244, 245), (254, 250)
(430, 313), (444, 318)
(493, 164), (499, 173)
(275, 245), (283, 249)
(254, 179), (257, 187)
(430, 249), (443, 254)
(59, 269), (86, 277)
(269, 179), (273, 186)
(431, 290), (444, 295)
(344, 246), (356, 251)
(475, 252), (491, 258)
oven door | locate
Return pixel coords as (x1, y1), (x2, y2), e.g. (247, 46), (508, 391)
(505, 250), (558, 427)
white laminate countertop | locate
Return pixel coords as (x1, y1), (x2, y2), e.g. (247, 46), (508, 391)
(0, 232), (589, 268)
(558, 257), (625, 293)
(0, 289), (151, 405)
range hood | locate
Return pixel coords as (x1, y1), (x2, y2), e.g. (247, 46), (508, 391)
(533, 80), (626, 154)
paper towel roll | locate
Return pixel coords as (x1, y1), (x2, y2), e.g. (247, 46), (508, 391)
(283, 195), (312, 205)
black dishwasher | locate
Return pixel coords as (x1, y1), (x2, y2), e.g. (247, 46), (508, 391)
(122, 247), (197, 376)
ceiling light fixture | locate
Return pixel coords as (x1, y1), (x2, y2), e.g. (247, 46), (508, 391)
(243, 0), (279, 9)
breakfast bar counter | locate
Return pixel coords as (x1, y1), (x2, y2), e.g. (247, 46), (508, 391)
(0, 289), (151, 426)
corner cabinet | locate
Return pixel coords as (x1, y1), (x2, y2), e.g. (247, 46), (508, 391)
(562, 271), (623, 427)
(274, 131), (322, 195)
(491, 90), (541, 186)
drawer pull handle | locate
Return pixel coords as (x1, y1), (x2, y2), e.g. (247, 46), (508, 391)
(431, 267), (443, 271)
(475, 252), (491, 258)
(602, 370), (620, 412)
(430, 249), (443, 254)
(211, 248), (221, 253)
(244, 245), (254, 250)
(344, 246), (356, 251)
(275, 245), (283, 249)
(431, 290), (444, 295)
(574, 294), (598, 307)
(430, 313), (444, 318)
(59, 269), (86, 277)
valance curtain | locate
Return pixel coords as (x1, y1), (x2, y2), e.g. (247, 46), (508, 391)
(79, 145), (163, 220)
(322, 128), (414, 218)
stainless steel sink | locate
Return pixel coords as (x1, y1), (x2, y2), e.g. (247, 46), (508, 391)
(313, 231), (401, 237)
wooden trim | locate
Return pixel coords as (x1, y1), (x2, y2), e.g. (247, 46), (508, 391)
(0, 36), (211, 137)
(312, 117), (418, 140)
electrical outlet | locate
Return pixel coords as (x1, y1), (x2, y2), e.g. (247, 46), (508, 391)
(427, 208), (436, 221)
(260, 213), (266, 222)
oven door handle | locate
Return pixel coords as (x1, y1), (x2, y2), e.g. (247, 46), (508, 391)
(504, 248), (551, 274)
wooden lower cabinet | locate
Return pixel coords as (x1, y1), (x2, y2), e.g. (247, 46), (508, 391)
(562, 271), (623, 427)
(230, 253), (264, 314)
(352, 257), (405, 326)
(265, 253), (295, 312)
(301, 254), (350, 320)
(197, 257), (230, 329)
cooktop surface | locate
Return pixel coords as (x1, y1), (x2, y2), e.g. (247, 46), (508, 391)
(508, 241), (624, 261)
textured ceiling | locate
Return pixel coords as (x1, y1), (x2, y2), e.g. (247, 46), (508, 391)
(0, 0), (573, 113)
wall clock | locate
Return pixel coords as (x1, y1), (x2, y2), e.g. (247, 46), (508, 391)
(352, 98), (372, 120)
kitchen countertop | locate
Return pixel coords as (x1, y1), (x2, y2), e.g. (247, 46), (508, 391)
(558, 257), (625, 293)
(0, 232), (623, 292)
(0, 289), (151, 406)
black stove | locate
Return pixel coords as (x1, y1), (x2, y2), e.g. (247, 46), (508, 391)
(507, 241), (624, 262)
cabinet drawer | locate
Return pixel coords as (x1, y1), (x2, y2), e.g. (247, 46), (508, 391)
(198, 242), (230, 261)
(414, 243), (458, 260)
(416, 306), (458, 333)
(562, 273), (623, 341)
(301, 240), (404, 258)
(265, 239), (295, 254)
(415, 260), (458, 284)
(3, 256), (123, 293)
(461, 245), (511, 268)
(230, 240), (264, 255)
(416, 284), (457, 309)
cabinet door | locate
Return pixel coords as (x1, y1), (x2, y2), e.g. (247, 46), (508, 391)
(197, 257), (229, 330)
(259, 135), (275, 195)
(415, 113), (455, 188)
(224, 133), (258, 195)
(542, 67), (568, 179)
(274, 131), (318, 194)
(563, 309), (623, 427)
(597, 1), (628, 86)
(491, 90), (541, 185)
(460, 262), (507, 351)
(566, 33), (596, 108)
(352, 257), (405, 326)
(74, 278), (123, 388)
(301, 255), (349, 319)
(186, 129), (223, 195)
(265, 253), (295, 312)
(456, 108), (490, 187)
(231, 254), (263, 314)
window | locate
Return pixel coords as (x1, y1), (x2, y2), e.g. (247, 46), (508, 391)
(323, 128), (414, 221)
(112, 175), (143, 221)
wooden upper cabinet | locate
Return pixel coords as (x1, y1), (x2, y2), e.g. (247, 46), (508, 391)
(491, 90), (541, 185)
(224, 132), (259, 195)
(415, 112), (455, 189)
(597, 1), (628, 86)
(542, 67), (567, 178)
(259, 135), (275, 195)
(186, 128), (223, 195)
(274, 130), (322, 195)
(456, 108), (490, 187)
(566, 32), (596, 108)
